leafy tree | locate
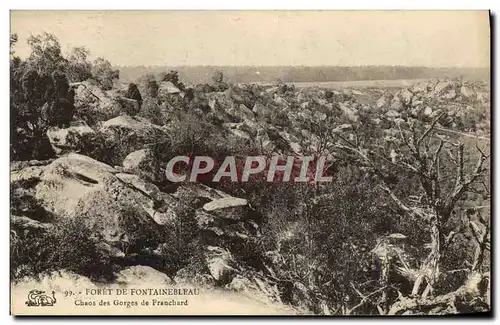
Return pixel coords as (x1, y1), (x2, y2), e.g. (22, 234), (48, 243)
(25, 32), (68, 74)
(10, 33), (18, 58)
(10, 33), (75, 160)
(66, 46), (92, 82)
(91, 57), (119, 90)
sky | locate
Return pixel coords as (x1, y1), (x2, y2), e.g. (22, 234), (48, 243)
(10, 10), (490, 67)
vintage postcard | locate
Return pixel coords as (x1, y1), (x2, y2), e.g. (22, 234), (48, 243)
(10, 10), (491, 316)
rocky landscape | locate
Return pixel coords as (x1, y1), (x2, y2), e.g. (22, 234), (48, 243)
(10, 33), (490, 315)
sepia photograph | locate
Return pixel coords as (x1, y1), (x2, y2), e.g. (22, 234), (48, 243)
(9, 10), (491, 316)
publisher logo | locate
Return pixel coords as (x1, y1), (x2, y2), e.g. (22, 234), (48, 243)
(25, 289), (57, 307)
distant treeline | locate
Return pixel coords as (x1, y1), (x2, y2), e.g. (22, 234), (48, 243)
(117, 65), (490, 85)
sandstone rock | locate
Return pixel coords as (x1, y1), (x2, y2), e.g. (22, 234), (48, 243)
(476, 92), (488, 104)
(231, 103), (254, 121)
(390, 98), (403, 110)
(117, 97), (140, 116)
(203, 197), (248, 212)
(73, 81), (122, 121)
(158, 81), (181, 95)
(460, 86), (474, 98)
(339, 103), (359, 122)
(252, 102), (270, 116)
(116, 266), (172, 286)
(47, 121), (95, 155)
(289, 142), (302, 154)
(376, 96), (388, 109)
(434, 80), (453, 94)
(256, 131), (275, 151)
(229, 129), (251, 140)
(424, 106), (433, 116)
(385, 110), (400, 118)
(400, 89), (413, 105)
(273, 96), (289, 108)
(313, 111), (327, 121)
(195, 208), (258, 241)
(11, 215), (52, 231)
(205, 246), (236, 282)
(122, 149), (164, 183)
(411, 98), (424, 107)
(411, 82), (427, 93)
(173, 183), (230, 201)
(444, 89), (457, 99)
(99, 115), (169, 162)
(96, 242), (126, 258)
(226, 274), (283, 305)
(226, 275), (254, 292)
(11, 153), (166, 248)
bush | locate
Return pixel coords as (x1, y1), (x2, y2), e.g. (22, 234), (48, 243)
(10, 178), (53, 223)
(137, 98), (165, 125)
(140, 74), (159, 98)
(153, 191), (204, 277)
(11, 217), (115, 282)
(125, 83), (142, 107)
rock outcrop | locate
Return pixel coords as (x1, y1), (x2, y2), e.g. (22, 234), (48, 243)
(11, 153), (176, 251)
(99, 115), (170, 163)
(47, 121), (96, 155)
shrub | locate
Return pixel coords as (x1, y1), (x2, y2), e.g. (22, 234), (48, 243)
(137, 98), (165, 125)
(153, 191), (204, 277)
(125, 83), (143, 107)
(11, 217), (115, 282)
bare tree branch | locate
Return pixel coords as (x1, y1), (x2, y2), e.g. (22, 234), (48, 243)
(416, 111), (446, 147)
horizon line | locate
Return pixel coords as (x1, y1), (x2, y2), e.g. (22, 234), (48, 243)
(113, 64), (490, 69)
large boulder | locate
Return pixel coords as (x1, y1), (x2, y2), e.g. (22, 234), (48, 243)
(203, 197), (248, 212)
(10, 153), (176, 249)
(73, 81), (123, 121)
(390, 98), (403, 110)
(460, 85), (474, 98)
(433, 80), (454, 94)
(226, 274), (283, 305)
(115, 265), (172, 285)
(122, 148), (165, 183)
(99, 115), (170, 163)
(46, 121), (96, 155)
(159, 81), (181, 95)
(339, 103), (359, 122)
(411, 82), (428, 93)
(376, 95), (388, 109)
(205, 246), (236, 283)
(443, 89), (457, 99)
(400, 89), (413, 105)
(253, 102), (272, 117)
(117, 97), (140, 116)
